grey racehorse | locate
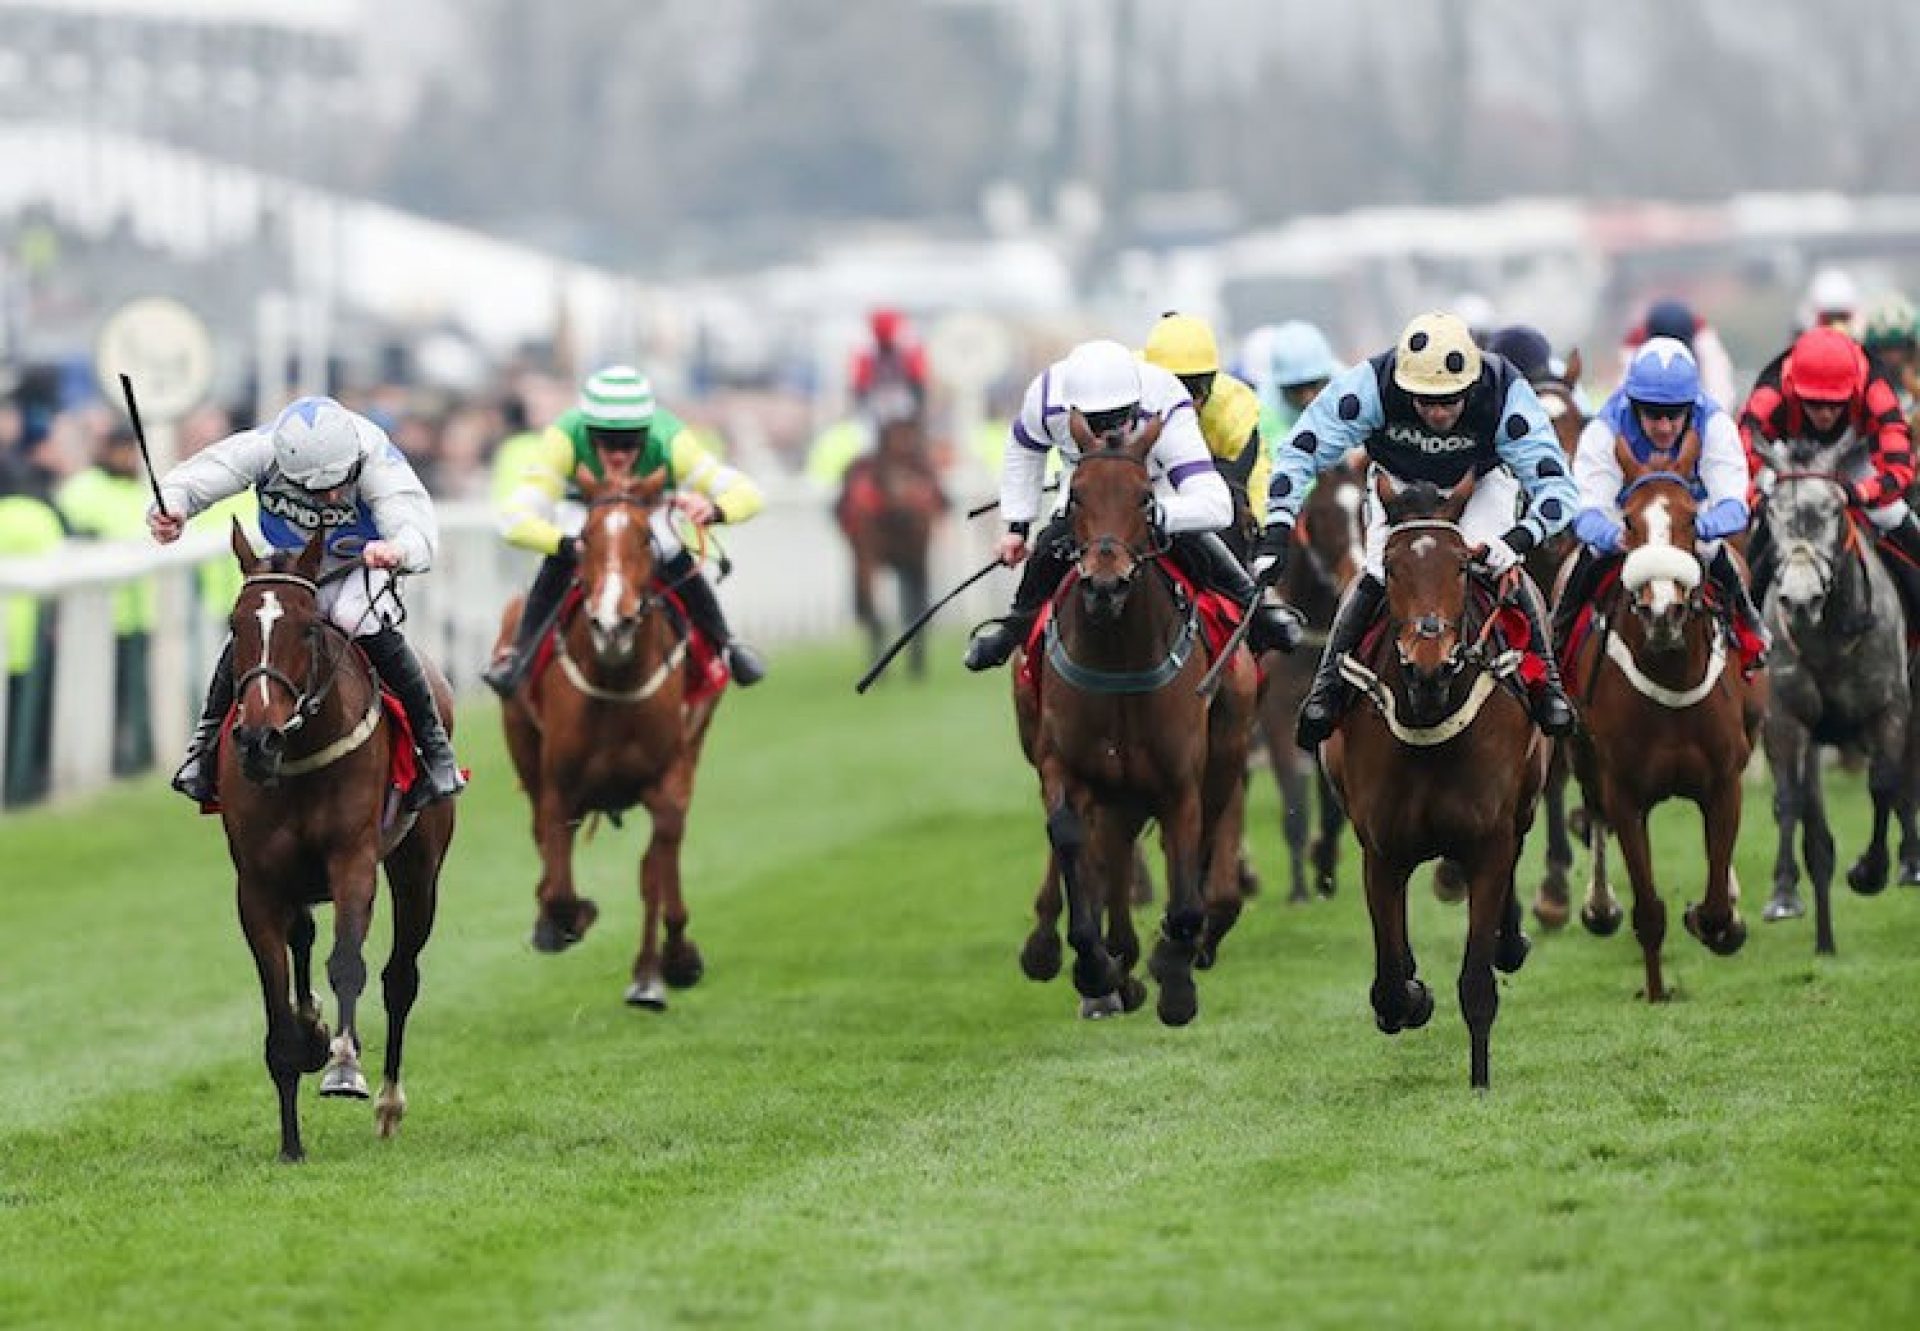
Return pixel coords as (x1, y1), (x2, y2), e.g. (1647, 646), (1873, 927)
(1759, 439), (1917, 954)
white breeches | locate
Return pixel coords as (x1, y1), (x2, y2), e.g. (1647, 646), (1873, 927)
(1363, 465), (1521, 579)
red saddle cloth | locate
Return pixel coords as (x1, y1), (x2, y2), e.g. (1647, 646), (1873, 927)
(1561, 562), (1766, 677)
(200, 667), (418, 816)
(529, 584), (730, 706)
(1016, 561), (1245, 698)
(1357, 581), (1547, 688)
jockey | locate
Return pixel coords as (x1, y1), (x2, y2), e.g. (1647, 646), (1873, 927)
(1141, 312), (1269, 552)
(1265, 320), (1342, 439)
(962, 338), (1300, 671)
(850, 308), (929, 427)
(1801, 266), (1860, 335)
(1553, 338), (1768, 666)
(1741, 325), (1919, 620)
(1619, 298), (1737, 409)
(1255, 310), (1580, 746)
(482, 366), (767, 696)
(147, 396), (466, 811)
(1861, 292), (1919, 415)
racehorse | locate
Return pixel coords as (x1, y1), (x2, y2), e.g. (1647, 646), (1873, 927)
(494, 468), (722, 1007)
(1012, 413), (1260, 1023)
(1320, 473), (1545, 1089)
(1520, 351), (1589, 925)
(1754, 439), (1915, 954)
(838, 400), (947, 679)
(219, 524), (455, 1161)
(1561, 435), (1766, 999)
(1257, 451), (1364, 900)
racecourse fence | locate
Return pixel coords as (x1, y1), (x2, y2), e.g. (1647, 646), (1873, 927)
(0, 482), (1002, 810)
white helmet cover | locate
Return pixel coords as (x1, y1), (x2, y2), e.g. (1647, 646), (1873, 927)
(272, 397), (361, 489)
(1062, 339), (1142, 415)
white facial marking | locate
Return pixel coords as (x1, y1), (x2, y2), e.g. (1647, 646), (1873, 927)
(593, 510), (628, 625)
(1644, 496), (1675, 613)
(1410, 535), (1437, 559)
(254, 592), (284, 704)
(1336, 483), (1363, 551)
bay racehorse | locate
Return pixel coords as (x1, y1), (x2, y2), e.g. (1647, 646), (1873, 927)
(1319, 473), (1545, 1088)
(1755, 439), (1915, 954)
(1258, 451), (1364, 901)
(495, 468), (723, 1006)
(1561, 435), (1766, 999)
(1012, 413), (1260, 1023)
(838, 402), (947, 679)
(219, 524), (455, 1161)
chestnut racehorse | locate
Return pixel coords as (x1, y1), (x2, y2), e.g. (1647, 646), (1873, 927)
(1561, 435), (1766, 999)
(838, 409), (947, 679)
(1320, 474), (1546, 1088)
(1012, 414), (1259, 1023)
(220, 525), (455, 1161)
(495, 469), (721, 1008)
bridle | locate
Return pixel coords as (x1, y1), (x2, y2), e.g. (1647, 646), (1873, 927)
(1060, 450), (1174, 582)
(231, 571), (368, 745)
(1769, 470), (1860, 600)
(1381, 519), (1513, 676)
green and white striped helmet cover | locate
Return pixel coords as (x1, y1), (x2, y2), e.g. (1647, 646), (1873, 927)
(580, 366), (656, 429)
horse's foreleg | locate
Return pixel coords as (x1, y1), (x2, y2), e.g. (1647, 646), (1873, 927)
(290, 907), (320, 1028)
(1362, 852), (1428, 1034)
(638, 760), (704, 1008)
(1848, 734), (1903, 897)
(1460, 840), (1517, 1090)
(1610, 805), (1669, 1002)
(531, 787), (595, 952)
(1580, 800), (1622, 936)
(1148, 787), (1206, 1027)
(376, 829), (445, 1138)
(1087, 808), (1147, 1018)
(1045, 767), (1119, 1006)
(1764, 720), (1807, 923)
(900, 561), (930, 679)
(1534, 757), (1573, 929)
(1801, 744), (1837, 955)
(1197, 762), (1251, 970)
(1683, 779), (1748, 958)
(1020, 851), (1065, 982)
(320, 849), (379, 1100)
(238, 888), (311, 1162)
(1314, 766), (1345, 897)
(1273, 738), (1310, 902)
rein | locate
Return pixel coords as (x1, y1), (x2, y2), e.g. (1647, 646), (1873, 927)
(553, 491), (696, 706)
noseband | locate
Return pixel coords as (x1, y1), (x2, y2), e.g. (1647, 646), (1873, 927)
(233, 573), (359, 740)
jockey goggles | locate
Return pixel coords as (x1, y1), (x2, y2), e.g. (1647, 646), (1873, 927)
(1632, 400), (1689, 422)
(588, 426), (649, 453)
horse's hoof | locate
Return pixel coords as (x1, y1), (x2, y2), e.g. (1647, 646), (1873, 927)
(1403, 979), (1435, 1029)
(1156, 981), (1198, 1028)
(662, 941), (705, 989)
(1581, 902), (1625, 937)
(1846, 857), (1890, 897)
(1019, 931), (1062, 982)
(1684, 903), (1748, 956)
(1900, 857), (1920, 888)
(531, 898), (599, 953)
(1762, 891), (1805, 922)
(1568, 807), (1591, 841)
(1073, 954), (1121, 1000)
(1494, 930), (1532, 974)
(1532, 893), (1571, 931)
(297, 1022), (332, 1075)
(1078, 991), (1124, 1020)
(320, 1063), (370, 1100)
(624, 977), (668, 1010)
(1118, 974), (1148, 1013)
(1315, 870), (1337, 899)
(278, 1148), (306, 1165)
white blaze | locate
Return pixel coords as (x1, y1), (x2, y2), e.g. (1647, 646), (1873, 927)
(593, 510), (629, 626)
(254, 592), (285, 704)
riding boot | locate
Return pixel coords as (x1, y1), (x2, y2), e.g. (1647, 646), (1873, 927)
(1706, 545), (1770, 668)
(482, 549), (576, 697)
(1295, 574), (1384, 749)
(1512, 574), (1577, 737)
(965, 519), (1074, 671)
(1548, 545), (1606, 651)
(1747, 515), (1778, 608)
(1877, 513), (1920, 633)
(362, 628), (466, 811)
(665, 554), (766, 686)
(171, 638), (235, 805)
(1177, 530), (1302, 652)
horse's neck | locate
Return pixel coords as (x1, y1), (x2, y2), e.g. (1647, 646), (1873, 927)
(1056, 569), (1184, 669)
(292, 627), (378, 756)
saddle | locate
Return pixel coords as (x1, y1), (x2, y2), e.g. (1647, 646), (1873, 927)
(528, 584), (730, 706)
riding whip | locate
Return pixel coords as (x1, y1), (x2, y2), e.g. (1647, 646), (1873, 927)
(1196, 584), (1301, 700)
(855, 555), (1006, 694)
(118, 373), (169, 517)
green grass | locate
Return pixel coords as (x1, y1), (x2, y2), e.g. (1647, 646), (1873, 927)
(2, 636), (1917, 1330)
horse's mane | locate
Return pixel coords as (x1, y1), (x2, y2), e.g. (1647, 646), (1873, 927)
(1383, 480), (1450, 524)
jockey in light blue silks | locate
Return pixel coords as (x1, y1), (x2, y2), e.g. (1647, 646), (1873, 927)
(148, 396), (467, 810)
(1551, 337), (1769, 666)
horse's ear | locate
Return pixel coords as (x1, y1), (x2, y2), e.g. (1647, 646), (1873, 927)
(1614, 433), (1645, 483)
(1067, 410), (1096, 453)
(229, 516), (256, 572)
(1674, 424), (1702, 480)
(633, 466), (669, 504)
(575, 464), (602, 502)
(295, 530), (326, 582)
(1562, 347), (1583, 389)
(1372, 469), (1401, 508)
(1342, 447), (1368, 475)
(1439, 469), (1478, 522)
(1127, 413), (1163, 461)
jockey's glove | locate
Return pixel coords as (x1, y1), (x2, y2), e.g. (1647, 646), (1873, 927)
(1695, 497), (1749, 543)
(1252, 523), (1292, 587)
(1479, 536), (1524, 575)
